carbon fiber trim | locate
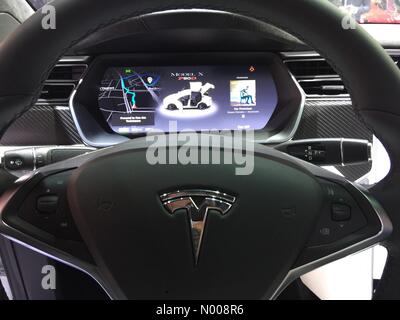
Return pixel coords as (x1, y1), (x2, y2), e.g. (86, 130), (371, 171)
(294, 99), (373, 181)
(336, 163), (372, 182)
(294, 99), (373, 141)
(0, 105), (82, 146)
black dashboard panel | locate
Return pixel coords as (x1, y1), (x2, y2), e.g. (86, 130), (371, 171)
(71, 52), (304, 147)
(0, 105), (81, 146)
(71, 11), (306, 55)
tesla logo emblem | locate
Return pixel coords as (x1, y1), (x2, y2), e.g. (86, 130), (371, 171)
(160, 190), (236, 265)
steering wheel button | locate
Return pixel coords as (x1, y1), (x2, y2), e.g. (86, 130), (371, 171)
(331, 203), (351, 222)
(319, 227), (331, 236)
(37, 195), (59, 214)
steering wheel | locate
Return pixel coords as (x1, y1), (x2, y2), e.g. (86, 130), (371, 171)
(0, 0), (399, 300)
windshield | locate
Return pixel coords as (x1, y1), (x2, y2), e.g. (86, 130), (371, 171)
(28, 0), (400, 24)
(330, 0), (400, 23)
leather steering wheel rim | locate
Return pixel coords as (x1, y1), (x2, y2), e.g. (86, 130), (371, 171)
(0, 0), (400, 299)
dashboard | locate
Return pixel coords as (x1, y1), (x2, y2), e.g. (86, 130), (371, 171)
(71, 53), (304, 147)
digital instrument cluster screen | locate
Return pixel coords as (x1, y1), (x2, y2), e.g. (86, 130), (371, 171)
(99, 65), (278, 134)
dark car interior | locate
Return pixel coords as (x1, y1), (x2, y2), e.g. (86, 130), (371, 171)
(0, 0), (399, 301)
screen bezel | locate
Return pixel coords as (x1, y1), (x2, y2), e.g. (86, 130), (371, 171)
(72, 52), (304, 147)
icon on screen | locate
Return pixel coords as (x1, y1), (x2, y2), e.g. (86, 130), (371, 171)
(230, 80), (256, 107)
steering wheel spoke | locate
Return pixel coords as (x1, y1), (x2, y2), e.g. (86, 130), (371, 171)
(0, 162), (104, 289)
(271, 176), (391, 298)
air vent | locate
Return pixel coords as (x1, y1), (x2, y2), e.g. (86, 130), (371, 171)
(38, 62), (87, 102)
(298, 79), (347, 96)
(284, 51), (400, 97)
(284, 58), (347, 96)
(40, 84), (75, 101)
(47, 65), (87, 81)
(285, 59), (337, 78)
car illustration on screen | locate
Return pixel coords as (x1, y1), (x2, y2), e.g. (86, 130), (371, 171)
(163, 82), (215, 111)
